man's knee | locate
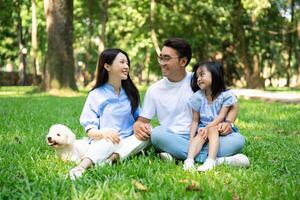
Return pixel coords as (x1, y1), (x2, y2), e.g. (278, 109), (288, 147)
(150, 126), (166, 145)
(218, 132), (246, 156)
(234, 133), (245, 152)
(229, 132), (245, 153)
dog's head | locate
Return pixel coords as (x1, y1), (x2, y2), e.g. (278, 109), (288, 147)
(46, 124), (76, 148)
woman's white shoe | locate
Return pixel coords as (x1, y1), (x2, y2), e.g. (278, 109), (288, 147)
(69, 166), (86, 180)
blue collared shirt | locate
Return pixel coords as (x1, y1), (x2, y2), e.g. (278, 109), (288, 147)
(189, 90), (237, 126)
(80, 83), (139, 139)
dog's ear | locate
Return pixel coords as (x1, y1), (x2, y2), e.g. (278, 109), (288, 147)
(66, 131), (76, 145)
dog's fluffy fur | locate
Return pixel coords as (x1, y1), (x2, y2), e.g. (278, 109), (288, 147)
(47, 124), (90, 163)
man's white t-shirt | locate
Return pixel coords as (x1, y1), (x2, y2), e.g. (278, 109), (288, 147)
(140, 72), (194, 134)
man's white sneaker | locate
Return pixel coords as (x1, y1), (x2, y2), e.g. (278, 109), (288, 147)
(159, 152), (174, 161)
(197, 158), (216, 172)
(69, 166), (86, 180)
(223, 154), (250, 167)
(183, 158), (196, 171)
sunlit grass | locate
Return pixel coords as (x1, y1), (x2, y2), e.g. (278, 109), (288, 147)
(265, 86), (300, 93)
(0, 87), (299, 199)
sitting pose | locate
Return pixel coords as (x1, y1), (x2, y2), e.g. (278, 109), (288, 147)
(134, 38), (249, 169)
(47, 124), (90, 163)
(69, 48), (149, 180)
(184, 61), (241, 171)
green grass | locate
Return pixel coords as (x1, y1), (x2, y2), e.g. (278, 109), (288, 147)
(265, 87), (300, 93)
(0, 86), (299, 199)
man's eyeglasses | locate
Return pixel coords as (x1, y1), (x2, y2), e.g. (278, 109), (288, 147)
(157, 56), (179, 63)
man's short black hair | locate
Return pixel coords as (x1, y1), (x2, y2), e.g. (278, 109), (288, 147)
(163, 38), (192, 66)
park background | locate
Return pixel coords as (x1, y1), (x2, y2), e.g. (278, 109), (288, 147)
(1, 0), (300, 90)
(0, 0), (299, 199)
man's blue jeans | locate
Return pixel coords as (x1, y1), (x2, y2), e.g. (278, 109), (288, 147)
(151, 126), (245, 163)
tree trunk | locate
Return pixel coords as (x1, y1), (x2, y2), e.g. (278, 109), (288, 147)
(31, 0), (38, 85)
(297, 18), (300, 86)
(83, 0), (95, 86)
(98, 0), (108, 53)
(285, 0), (295, 87)
(292, 1), (300, 86)
(249, 14), (265, 89)
(250, 53), (265, 89)
(44, 0), (77, 90)
(144, 48), (151, 85)
(231, 0), (251, 87)
(286, 43), (292, 87)
(150, 0), (160, 55)
(17, 3), (27, 86)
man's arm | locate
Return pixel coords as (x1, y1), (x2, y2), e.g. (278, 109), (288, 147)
(133, 117), (152, 141)
(206, 106), (230, 128)
(218, 104), (239, 135)
(190, 110), (199, 138)
(226, 103), (239, 123)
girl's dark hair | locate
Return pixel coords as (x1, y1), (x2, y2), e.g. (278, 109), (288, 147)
(191, 61), (226, 99)
(92, 48), (140, 115)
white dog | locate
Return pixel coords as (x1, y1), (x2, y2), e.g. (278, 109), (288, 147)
(47, 124), (90, 163)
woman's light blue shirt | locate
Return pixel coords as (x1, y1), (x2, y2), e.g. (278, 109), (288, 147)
(189, 90), (237, 126)
(80, 83), (139, 139)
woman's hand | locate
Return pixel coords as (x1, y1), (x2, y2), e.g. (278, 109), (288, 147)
(87, 129), (120, 144)
(134, 121), (152, 141)
(101, 129), (120, 144)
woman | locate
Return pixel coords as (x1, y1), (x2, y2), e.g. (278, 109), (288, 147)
(69, 49), (149, 180)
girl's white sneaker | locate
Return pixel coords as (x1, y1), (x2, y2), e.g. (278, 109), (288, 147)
(183, 158), (196, 171)
(197, 158), (216, 172)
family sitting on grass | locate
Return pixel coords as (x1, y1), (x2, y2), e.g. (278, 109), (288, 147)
(65, 38), (250, 180)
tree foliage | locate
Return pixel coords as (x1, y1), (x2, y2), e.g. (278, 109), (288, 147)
(0, 0), (299, 89)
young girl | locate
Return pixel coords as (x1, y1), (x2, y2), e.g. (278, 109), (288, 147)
(183, 61), (238, 172)
(69, 49), (149, 180)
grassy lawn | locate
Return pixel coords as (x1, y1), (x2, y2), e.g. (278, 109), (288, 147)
(0, 86), (299, 199)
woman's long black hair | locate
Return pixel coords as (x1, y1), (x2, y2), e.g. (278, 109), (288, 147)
(92, 48), (140, 115)
(190, 61), (226, 100)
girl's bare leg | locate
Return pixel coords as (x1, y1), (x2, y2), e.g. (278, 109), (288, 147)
(184, 134), (206, 171)
(198, 126), (219, 172)
(187, 134), (206, 159)
(207, 126), (219, 160)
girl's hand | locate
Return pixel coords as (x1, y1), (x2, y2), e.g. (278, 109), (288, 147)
(102, 129), (120, 144)
(198, 127), (208, 140)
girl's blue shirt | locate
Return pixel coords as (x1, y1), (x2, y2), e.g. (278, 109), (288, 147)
(80, 83), (139, 139)
(189, 90), (237, 126)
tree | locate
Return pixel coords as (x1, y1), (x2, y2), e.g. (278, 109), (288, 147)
(150, 0), (160, 55)
(16, 1), (28, 86)
(31, 0), (38, 85)
(98, 0), (108, 53)
(44, 0), (77, 90)
(0, 1), (17, 69)
(297, 17), (300, 85)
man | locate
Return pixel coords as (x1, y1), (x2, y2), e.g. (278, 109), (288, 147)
(134, 38), (249, 168)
